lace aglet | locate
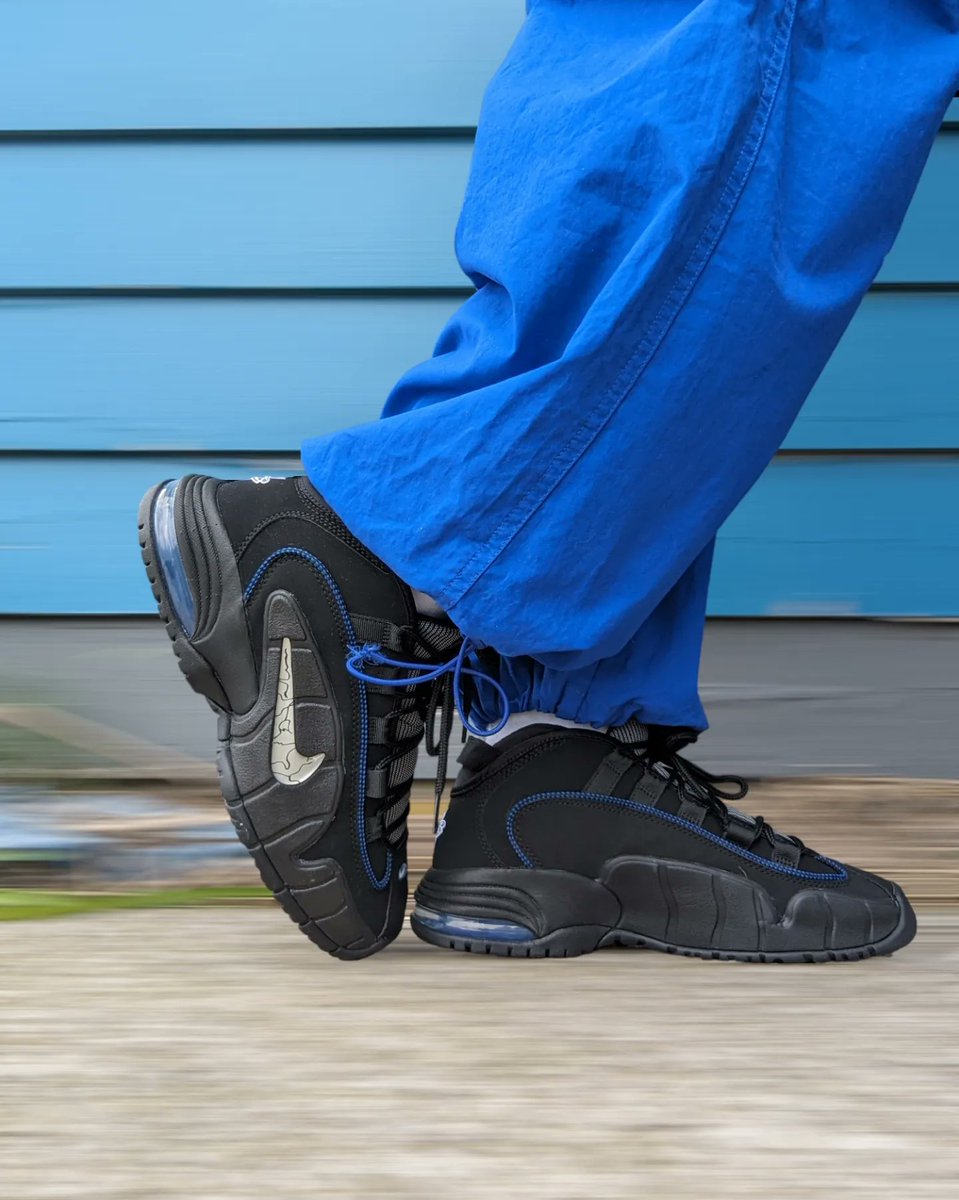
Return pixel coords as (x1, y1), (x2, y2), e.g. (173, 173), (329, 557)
(433, 777), (445, 835)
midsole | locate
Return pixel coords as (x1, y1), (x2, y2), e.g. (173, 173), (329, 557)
(415, 863), (902, 954)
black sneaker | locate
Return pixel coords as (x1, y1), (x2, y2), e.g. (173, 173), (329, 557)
(412, 724), (917, 961)
(137, 474), (460, 960)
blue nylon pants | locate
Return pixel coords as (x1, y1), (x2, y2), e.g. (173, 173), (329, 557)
(303, 0), (959, 730)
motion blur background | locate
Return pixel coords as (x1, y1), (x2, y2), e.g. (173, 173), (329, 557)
(1, 4), (957, 1198)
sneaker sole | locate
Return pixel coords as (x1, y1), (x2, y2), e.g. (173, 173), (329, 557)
(410, 865), (917, 962)
(137, 479), (394, 961)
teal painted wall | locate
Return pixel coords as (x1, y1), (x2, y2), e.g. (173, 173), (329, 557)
(0, 2), (956, 615)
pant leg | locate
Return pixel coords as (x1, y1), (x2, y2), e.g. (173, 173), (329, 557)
(303, 0), (959, 728)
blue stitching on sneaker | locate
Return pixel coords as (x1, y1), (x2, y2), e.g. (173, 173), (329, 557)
(506, 791), (848, 882)
(245, 546), (390, 891)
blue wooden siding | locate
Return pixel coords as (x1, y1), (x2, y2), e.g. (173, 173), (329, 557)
(2, 134), (958, 287)
(0, 1), (956, 616)
(2, 456), (957, 616)
(4, 291), (959, 452)
(0, 1), (522, 130)
(1, 5), (953, 133)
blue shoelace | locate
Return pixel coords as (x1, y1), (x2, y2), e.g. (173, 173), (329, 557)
(345, 637), (510, 829)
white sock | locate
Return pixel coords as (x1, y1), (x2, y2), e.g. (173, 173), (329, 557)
(411, 588), (447, 619)
(482, 711), (598, 745)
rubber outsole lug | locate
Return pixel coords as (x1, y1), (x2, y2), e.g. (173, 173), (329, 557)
(138, 482), (388, 962)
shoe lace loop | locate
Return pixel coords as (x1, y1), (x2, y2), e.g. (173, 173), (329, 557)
(622, 726), (797, 852)
(346, 637), (509, 833)
(649, 727), (748, 803)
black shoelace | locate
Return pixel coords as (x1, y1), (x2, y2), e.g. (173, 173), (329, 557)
(423, 672), (458, 829)
(617, 725), (804, 854)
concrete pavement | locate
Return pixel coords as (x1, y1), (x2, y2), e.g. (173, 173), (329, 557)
(1, 907), (956, 1199)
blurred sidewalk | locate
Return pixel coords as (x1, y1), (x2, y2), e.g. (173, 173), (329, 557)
(2, 616), (956, 902)
(1, 907), (956, 1199)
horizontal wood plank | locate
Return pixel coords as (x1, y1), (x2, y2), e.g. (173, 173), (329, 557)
(0, 297), (450, 450)
(2, 290), (958, 451)
(785, 290), (959, 450)
(2, 5), (953, 135)
(712, 455), (959, 617)
(0, 133), (955, 288)
(0, 140), (470, 288)
(1, 455), (956, 616)
(0, 0), (523, 131)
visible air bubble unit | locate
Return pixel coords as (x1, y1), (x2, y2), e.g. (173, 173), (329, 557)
(152, 479), (197, 637)
(412, 906), (534, 943)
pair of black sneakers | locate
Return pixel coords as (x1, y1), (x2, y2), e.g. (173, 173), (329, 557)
(138, 474), (915, 962)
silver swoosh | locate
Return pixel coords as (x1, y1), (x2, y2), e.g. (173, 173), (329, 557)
(271, 637), (325, 786)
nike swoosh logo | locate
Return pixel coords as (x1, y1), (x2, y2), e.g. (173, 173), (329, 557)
(271, 637), (326, 786)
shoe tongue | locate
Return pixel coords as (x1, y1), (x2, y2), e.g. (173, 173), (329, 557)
(412, 614), (461, 661)
(607, 718), (653, 745)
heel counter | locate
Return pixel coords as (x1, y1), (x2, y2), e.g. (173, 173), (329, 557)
(432, 786), (497, 871)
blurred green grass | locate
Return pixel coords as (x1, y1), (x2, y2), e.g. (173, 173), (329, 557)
(0, 887), (268, 921)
